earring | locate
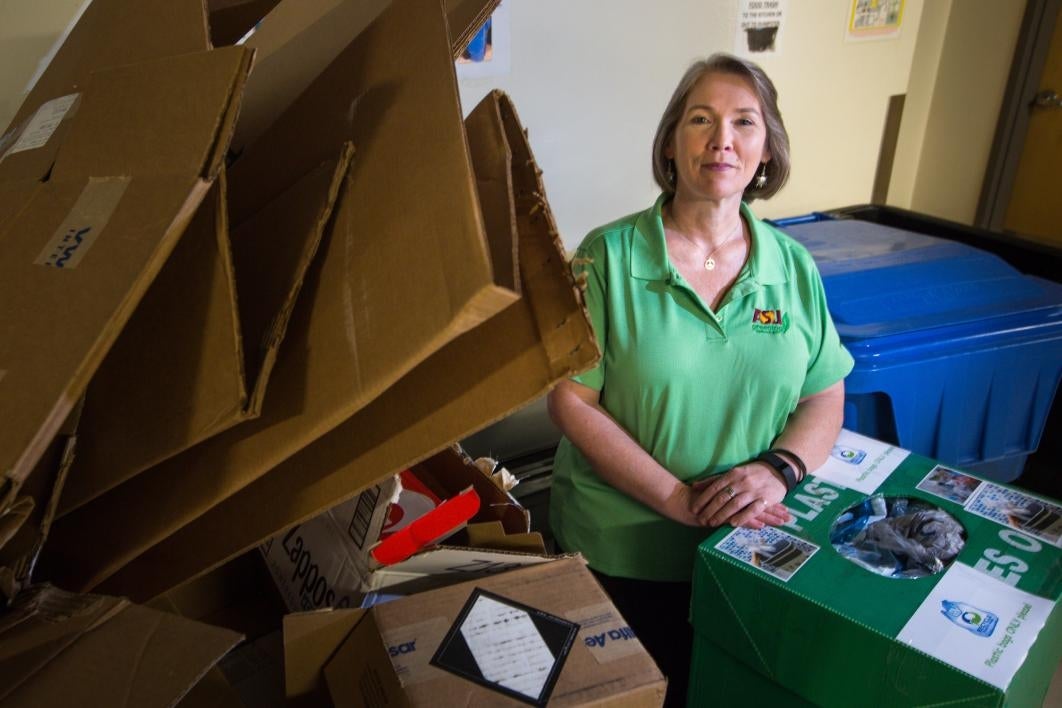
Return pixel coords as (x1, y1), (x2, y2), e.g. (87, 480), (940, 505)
(754, 163), (768, 189)
(667, 160), (676, 185)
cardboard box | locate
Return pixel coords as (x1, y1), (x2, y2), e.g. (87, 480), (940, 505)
(692, 430), (1062, 707)
(0, 584), (242, 707)
(283, 558), (666, 707)
(43, 0), (596, 600)
(0, 34), (252, 509)
(260, 445), (545, 612)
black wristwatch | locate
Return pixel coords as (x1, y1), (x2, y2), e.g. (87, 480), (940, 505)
(756, 450), (799, 492)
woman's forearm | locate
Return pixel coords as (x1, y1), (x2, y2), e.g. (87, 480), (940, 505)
(547, 381), (699, 526)
(771, 380), (846, 473)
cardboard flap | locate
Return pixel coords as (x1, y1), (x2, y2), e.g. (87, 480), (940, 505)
(464, 87), (519, 294)
(465, 521), (546, 555)
(51, 47), (253, 181)
(63, 176), (246, 515)
(61, 143), (351, 516)
(0, 0), (211, 183)
(323, 610), (409, 708)
(0, 46), (253, 502)
(0, 585), (243, 708)
(232, 143), (355, 412)
(85, 88), (597, 603)
(226, 0), (497, 158)
(44, 0), (516, 595)
(283, 608), (367, 705)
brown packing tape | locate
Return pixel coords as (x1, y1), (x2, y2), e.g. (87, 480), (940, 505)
(89, 90), (597, 602)
(60, 145), (353, 514)
(0, 47), (253, 498)
(42, 0), (517, 593)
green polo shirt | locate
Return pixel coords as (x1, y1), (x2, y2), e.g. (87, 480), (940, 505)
(550, 194), (854, 581)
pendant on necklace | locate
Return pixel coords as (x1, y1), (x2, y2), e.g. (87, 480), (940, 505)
(705, 257), (716, 271)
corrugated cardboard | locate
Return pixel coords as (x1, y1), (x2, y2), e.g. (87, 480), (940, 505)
(691, 433), (1062, 707)
(60, 145), (353, 513)
(0, 399), (81, 601)
(75, 85), (596, 602)
(0, 43), (252, 506)
(228, 0), (499, 156)
(0, 584), (242, 708)
(44, 0), (588, 597)
(285, 558), (666, 707)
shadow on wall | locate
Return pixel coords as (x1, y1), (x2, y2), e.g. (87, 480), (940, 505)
(0, 34), (69, 131)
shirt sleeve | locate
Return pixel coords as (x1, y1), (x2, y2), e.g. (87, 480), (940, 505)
(800, 264), (854, 398)
(569, 236), (608, 391)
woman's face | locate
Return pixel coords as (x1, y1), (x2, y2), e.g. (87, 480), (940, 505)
(666, 71), (770, 204)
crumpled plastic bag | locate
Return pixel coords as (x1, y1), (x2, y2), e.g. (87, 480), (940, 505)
(831, 495), (965, 579)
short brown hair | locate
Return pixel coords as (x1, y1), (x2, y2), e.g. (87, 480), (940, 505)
(651, 54), (790, 201)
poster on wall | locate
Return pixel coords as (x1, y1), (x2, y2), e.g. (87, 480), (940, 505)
(456, 0), (511, 79)
(734, 0), (787, 56)
(845, 0), (904, 42)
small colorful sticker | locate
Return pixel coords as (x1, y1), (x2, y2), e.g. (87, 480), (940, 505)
(916, 465), (984, 505)
(715, 526), (818, 582)
(964, 483), (1062, 547)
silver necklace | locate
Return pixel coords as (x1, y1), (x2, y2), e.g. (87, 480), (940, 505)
(700, 220), (742, 271)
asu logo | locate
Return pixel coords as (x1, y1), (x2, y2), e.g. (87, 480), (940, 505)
(752, 308), (790, 333)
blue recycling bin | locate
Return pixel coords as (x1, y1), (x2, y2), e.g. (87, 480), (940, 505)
(772, 216), (1062, 481)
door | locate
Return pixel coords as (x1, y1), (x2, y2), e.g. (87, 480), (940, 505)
(1004, 3), (1062, 246)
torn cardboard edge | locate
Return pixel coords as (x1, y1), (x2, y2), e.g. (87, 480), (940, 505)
(42, 0), (522, 594)
(80, 87), (598, 603)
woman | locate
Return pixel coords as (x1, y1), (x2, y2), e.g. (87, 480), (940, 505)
(548, 54), (853, 706)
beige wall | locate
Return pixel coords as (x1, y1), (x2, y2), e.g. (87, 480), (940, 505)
(1, 0), (1022, 239)
(459, 0), (928, 245)
(0, 0), (86, 132)
(888, 0), (1025, 224)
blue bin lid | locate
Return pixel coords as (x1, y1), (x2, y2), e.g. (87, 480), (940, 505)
(778, 220), (1062, 342)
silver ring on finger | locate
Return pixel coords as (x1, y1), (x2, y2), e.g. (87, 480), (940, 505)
(724, 485), (736, 500)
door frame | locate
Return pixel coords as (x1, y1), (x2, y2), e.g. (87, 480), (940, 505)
(977, 0), (1062, 232)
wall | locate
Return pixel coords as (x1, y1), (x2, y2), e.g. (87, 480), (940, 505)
(459, 0), (925, 248)
(0, 0), (86, 132)
(4, 1), (1020, 247)
(890, 0), (1025, 224)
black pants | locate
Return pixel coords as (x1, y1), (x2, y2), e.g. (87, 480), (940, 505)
(588, 568), (693, 708)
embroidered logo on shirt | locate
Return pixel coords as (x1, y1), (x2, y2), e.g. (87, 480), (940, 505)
(752, 308), (790, 333)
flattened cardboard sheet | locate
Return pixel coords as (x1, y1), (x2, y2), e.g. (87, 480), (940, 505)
(0, 47), (252, 503)
(86, 90), (597, 602)
(44, 0), (518, 593)
(60, 146), (353, 513)
(0, 585), (242, 708)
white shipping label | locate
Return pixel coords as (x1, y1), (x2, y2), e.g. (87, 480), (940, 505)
(896, 562), (1054, 690)
(459, 594), (556, 700)
(566, 602), (645, 664)
(5, 93), (79, 157)
(34, 177), (129, 269)
(808, 428), (909, 495)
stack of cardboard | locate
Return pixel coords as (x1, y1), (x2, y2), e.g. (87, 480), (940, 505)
(0, 0), (614, 702)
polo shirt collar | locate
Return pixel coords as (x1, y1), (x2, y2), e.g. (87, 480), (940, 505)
(630, 194), (789, 286)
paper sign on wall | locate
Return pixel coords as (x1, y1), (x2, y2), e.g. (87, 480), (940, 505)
(735, 0), (787, 56)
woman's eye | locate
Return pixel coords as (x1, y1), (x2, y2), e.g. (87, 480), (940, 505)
(737, 118), (756, 127)
(691, 115), (710, 125)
